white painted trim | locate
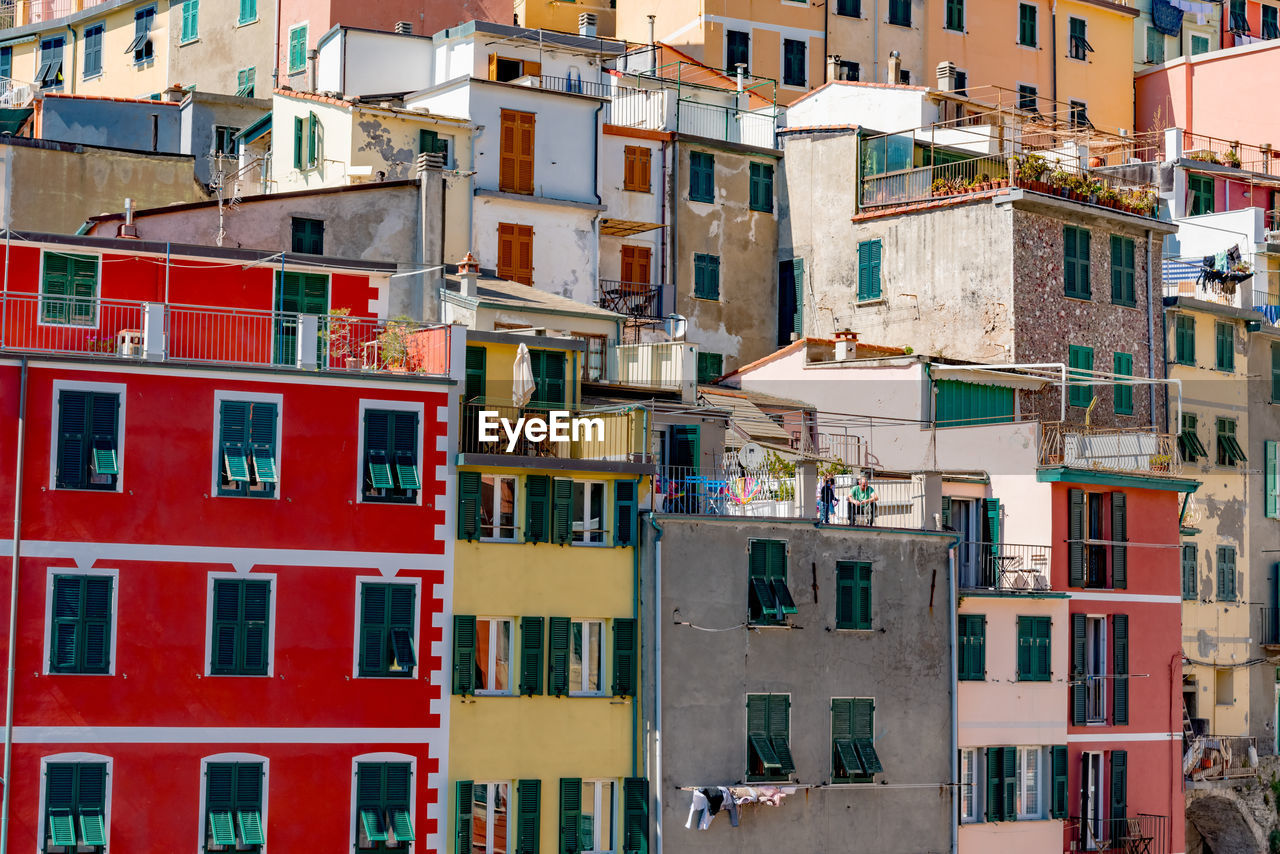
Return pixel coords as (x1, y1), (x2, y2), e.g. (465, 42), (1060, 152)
(351, 576), (423, 679)
(42, 566), (120, 676)
(15, 727), (438, 744)
(568, 618), (607, 697)
(356, 399), (425, 506)
(470, 781), (514, 854)
(49, 379), (127, 493)
(35, 249), (102, 330)
(1066, 732), (1180, 743)
(350, 752), (416, 854)
(1068, 592), (1181, 604)
(196, 753), (270, 854)
(203, 572), (278, 677)
(703, 14), (823, 40)
(36, 753), (113, 854)
(210, 390), (285, 500)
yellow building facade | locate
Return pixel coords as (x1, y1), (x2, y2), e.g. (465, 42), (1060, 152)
(449, 332), (650, 854)
(515, 0), (616, 37)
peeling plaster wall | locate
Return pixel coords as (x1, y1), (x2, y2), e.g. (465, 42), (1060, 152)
(598, 132), (664, 288)
(167, 0), (275, 101)
(472, 196), (597, 301)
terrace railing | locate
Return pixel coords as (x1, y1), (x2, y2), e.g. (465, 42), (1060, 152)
(955, 542), (1052, 592)
(1040, 423), (1181, 477)
(458, 402), (647, 463)
(1064, 814), (1168, 854)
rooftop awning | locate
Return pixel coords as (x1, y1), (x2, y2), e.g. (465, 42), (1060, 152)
(601, 218), (664, 237)
(699, 390), (794, 446)
(235, 113), (272, 144)
(931, 365), (1052, 391)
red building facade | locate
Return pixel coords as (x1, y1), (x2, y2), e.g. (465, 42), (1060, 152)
(0, 233), (460, 854)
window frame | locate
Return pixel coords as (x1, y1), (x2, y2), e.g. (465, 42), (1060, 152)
(1215, 320), (1235, 372)
(571, 480), (607, 546)
(470, 781), (512, 854)
(1016, 746), (1044, 819)
(290, 216), (325, 255)
(830, 696), (880, 783)
(1216, 545), (1237, 602)
(749, 539), (795, 627)
(578, 779), (616, 854)
(1064, 225), (1092, 299)
(351, 754), (416, 851)
(688, 150), (715, 203)
(287, 23), (308, 75)
(781, 38), (807, 88)
(945, 0), (965, 31)
(205, 572), (276, 677)
(1068, 16), (1091, 60)
(39, 755), (112, 853)
(1216, 417), (1246, 467)
(1175, 314), (1196, 365)
(1182, 544), (1198, 600)
(212, 391), (282, 499)
(1016, 615), (1052, 682)
(747, 692), (795, 782)
(1189, 173), (1215, 216)
(238, 0), (258, 25)
(39, 250), (100, 328)
(480, 474), (519, 542)
(1146, 25), (1165, 63)
(958, 612), (985, 680)
(1068, 345), (1094, 408)
(180, 0), (200, 43)
(82, 23), (104, 79)
(568, 618), (606, 696)
(725, 29), (750, 74)
(887, 0), (911, 26)
(131, 5), (156, 65)
(1110, 234), (1136, 306)
(960, 748), (978, 822)
(857, 238), (882, 301)
(622, 145), (652, 193)
(1112, 352), (1133, 416)
(50, 380), (125, 493)
(692, 252), (721, 300)
(44, 568), (118, 676)
(236, 67), (256, 97)
(749, 162), (775, 213)
(201, 753), (268, 854)
(1017, 83), (1038, 113)
(473, 617), (515, 695)
(836, 0), (861, 15)
(1018, 3), (1038, 46)
(353, 578), (421, 679)
(357, 400), (424, 505)
(1191, 34), (1210, 54)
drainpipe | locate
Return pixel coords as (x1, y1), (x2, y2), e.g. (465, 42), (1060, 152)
(592, 100), (603, 307)
(872, 0), (880, 83)
(658, 140), (668, 314)
(64, 24), (76, 95)
(645, 513), (665, 854)
(1, 356), (29, 854)
(631, 502), (641, 777)
(1146, 229), (1155, 429)
(670, 140), (680, 322)
(1050, 1), (1058, 109)
(164, 241), (171, 304)
(272, 0), (282, 90)
(822, 0), (830, 83)
(948, 544), (958, 854)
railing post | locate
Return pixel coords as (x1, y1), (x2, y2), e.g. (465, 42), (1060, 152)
(297, 314), (319, 370)
(142, 302), (166, 361)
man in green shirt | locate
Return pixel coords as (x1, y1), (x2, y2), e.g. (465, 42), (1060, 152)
(847, 475), (878, 526)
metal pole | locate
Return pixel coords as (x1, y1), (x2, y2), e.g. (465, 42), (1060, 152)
(1, 356), (29, 854)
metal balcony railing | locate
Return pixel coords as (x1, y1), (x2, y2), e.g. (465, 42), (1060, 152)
(537, 75), (613, 99)
(1259, 607), (1280, 646)
(1040, 423), (1181, 477)
(1084, 675), (1107, 723)
(1186, 735), (1258, 781)
(458, 402), (648, 463)
(597, 280), (669, 319)
(955, 542), (1052, 592)
(1064, 814), (1168, 854)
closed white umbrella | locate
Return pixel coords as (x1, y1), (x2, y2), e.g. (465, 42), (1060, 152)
(513, 343), (536, 408)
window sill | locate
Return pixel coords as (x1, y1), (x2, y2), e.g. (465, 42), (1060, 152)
(82, 73), (103, 82)
(568, 691), (609, 698)
(944, 27), (966, 34)
(1017, 676), (1052, 683)
(746, 775), (792, 784)
(687, 196), (715, 205)
(208, 671), (270, 677)
(473, 690), (516, 697)
(570, 540), (609, 547)
(623, 187), (653, 194)
(1017, 42), (1038, 49)
(884, 20), (913, 29)
(691, 295), (721, 302)
(1112, 300), (1138, 309)
(855, 297), (885, 306)
(356, 673), (417, 680)
(478, 537), (520, 544)
(1063, 294), (1093, 303)
(829, 779), (875, 786)
(134, 58), (156, 69)
(749, 207), (775, 215)
(238, 17), (259, 26)
(180, 37), (200, 46)
(835, 626), (873, 632)
(748, 622), (792, 630)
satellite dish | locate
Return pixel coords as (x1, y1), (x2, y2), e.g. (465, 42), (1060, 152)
(738, 442), (765, 471)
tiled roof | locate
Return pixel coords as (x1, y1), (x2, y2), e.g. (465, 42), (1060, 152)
(42, 92), (181, 106)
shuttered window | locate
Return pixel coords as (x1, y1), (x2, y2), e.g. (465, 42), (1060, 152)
(782, 38), (806, 87)
(83, 25), (103, 77)
(614, 480), (638, 547)
(958, 614), (986, 681)
(1179, 413), (1207, 462)
(452, 615), (476, 695)
(1019, 3), (1037, 44)
(623, 146), (651, 192)
(357, 763), (413, 848)
(749, 162), (774, 212)
(1109, 751), (1128, 823)
(1182, 544), (1198, 599)
(934, 380), (1014, 427)
(622, 778), (649, 853)
(519, 616), (545, 696)
(528, 349), (566, 409)
(129, 7), (154, 63)
(693, 253), (721, 300)
(1189, 173), (1215, 215)
(44, 762), (107, 850)
(1016, 616), (1051, 681)
(210, 578), (271, 675)
(41, 251), (98, 326)
(1111, 492), (1128, 589)
(778, 258), (804, 345)
(1070, 613), (1087, 724)
(557, 778), (580, 854)
(747, 694), (795, 781)
(358, 583), (417, 677)
(181, 0), (199, 42)
(1215, 321), (1235, 371)
(1068, 345), (1093, 408)
(832, 697), (881, 782)
(748, 539), (795, 625)
(291, 112), (319, 170)
(1217, 418), (1246, 466)
(465, 346), (487, 402)
(946, 0), (965, 30)
(547, 616), (571, 696)
(206, 762), (264, 850)
(984, 747), (1018, 822)
(217, 400), (278, 498)
(837, 0), (860, 15)
(612, 617), (637, 696)
(1268, 442), (1280, 519)
(1112, 353), (1133, 415)
(287, 25), (306, 73)
(236, 67), (255, 97)
(498, 222), (535, 285)
(726, 29), (750, 70)
(273, 270), (327, 366)
(1217, 545), (1237, 601)
(696, 352), (723, 384)
(550, 478), (573, 546)
(889, 0), (911, 25)
(1064, 226), (1091, 299)
(1067, 488), (1086, 587)
(239, 0), (257, 23)
(49, 575), (113, 674)
(688, 151), (714, 203)
(525, 475), (552, 544)
(835, 560), (872, 630)
(500, 109), (536, 194)
(457, 471), (482, 541)
(856, 239), (882, 301)
(363, 409), (420, 503)
(1112, 614), (1130, 724)
(515, 778), (540, 854)
(290, 217), (324, 254)
(1175, 315), (1196, 365)
(1050, 745), (1068, 818)
(55, 390), (119, 491)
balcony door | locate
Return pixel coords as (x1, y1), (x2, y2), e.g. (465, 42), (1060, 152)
(1086, 617), (1107, 724)
(273, 271), (328, 366)
(1081, 751), (1104, 849)
(951, 498), (979, 587)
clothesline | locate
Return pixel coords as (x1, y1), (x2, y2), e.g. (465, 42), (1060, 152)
(677, 782), (957, 791)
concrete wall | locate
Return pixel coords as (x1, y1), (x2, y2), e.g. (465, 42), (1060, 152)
(1248, 327), (1280, 754)
(316, 27), (433, 98)
(1130, 0), (1220, 71)
(38, 94), (182, 152)
(514, 0), (615, 37)
(178, 93), (272, 184)
(642, 515), (954, 854)
(166, 0), (275, 98)
(599, 128), (666, 288)
(472, 195), (598, 300)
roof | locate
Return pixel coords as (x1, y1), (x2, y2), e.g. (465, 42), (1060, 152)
(719, 337), (909, 381)
(41, 92), (182, 107)
(431, 19), (627, 55)
(697, 389), (795, 446)
(275, 88), (473, 125)
(235, 112), (272, 143)
(697, 384), (816, 411)
(442, 275), (624, 322)
(786, 79), (930, 112)
(85, 179), (420, 224)
(777, 124), (860, 136)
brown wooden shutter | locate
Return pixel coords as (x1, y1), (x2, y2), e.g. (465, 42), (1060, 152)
(637, 147), (651, 191)
(514, 225), (534, 285)
(497, 223), (517, 281)
(623, 147), (637, 191)
(620, 245), (637, 285)
(524, 60), (541, 78)
(488, 53), (499, 80)
(499, 110), (518, 192)
(516, 111), (536, 194)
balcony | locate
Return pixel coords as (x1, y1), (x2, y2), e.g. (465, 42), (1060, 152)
(955, 542), (1052, 592)
(458, 402), (650, 467)
(597, 280), (671, 320)
(1186, 735), (1258, 782)
(601, 85), (777, 148)
(0, 292), (452, 377)
(1039, 423), (1182, 478)
(1083, 675), (1107, 723)
(1258, 607), (1280, 647)
(1064, 814), (1168, 854)
(0, 0), (108, 28)
(604, 341), (694, 396)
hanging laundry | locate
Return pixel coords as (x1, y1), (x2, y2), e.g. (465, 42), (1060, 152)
(718, 787), (739, 827)
(685, 789), (712, 830)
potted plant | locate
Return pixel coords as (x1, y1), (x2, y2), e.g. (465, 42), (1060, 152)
(975, 172), (992, 191)
(1222, 148), (1242, 168)
(931, 177), (949, 197)
(1149, 454), (1171, 473)
(375, 316), (413, 371)
(1048, 167), (1072, 197)
(323, 307), (361, 370)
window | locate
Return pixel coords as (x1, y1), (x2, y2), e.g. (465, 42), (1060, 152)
(470, 783), (509, 854)
(83, 24), (103, 78)
(857, 239), (882, 301)
(1175, 315), (1195, 365)
(946, 0), (964, 31)
(1068, 489), (1128, 590)
(239, 0), (257, 24)
(1146, 26), (1164, 63)
(1069, 17), (1091, 59)
(236, 67), (255, 97)
(1192, 34), (1210, 54)
(1017, 747), (1043, 818)
(1215, 321), (1235, 371)
(1018, 3), (1037, 46)
(689, 151), (714, 202)
(779, 258), (803, 345)
(44, 763), (107, 851)
(181, 0), (199, 42)
(960, 749), (977, 821)
(1017, 616), (1051, 681)
(574, 333), (607, 383)
(1182, 544), (1198, 599)
(837, 0), (860, 16)
(572, 481), (606, 544)
(453, 616), (513, 694)
(1189, 173), (1214, 215)
(205, 762), (264, 851)
(41, 251), (98, 325)
(358, 582), (417, 677)
(129, 6), (155, 64)
(481, 475), (517, 540)
(1113, 352), (1133, 415)
(697, 351), (723, 384)
(888, 0), (910, 26)
(1217, 418), (1246, 466)
(838, 60), (859, 80)
(499, 109), (535, 194)
(1017, 84), (1038, 112)
(1272, 342), (1280, 401)
(419, 129), (448, 160)
(1070, 100), (1090, 128)
(898, 68), (911, 84)
(1064, 226), (1091, 299)
(782, 38), (806, 87)
(835, 560), (872, 630)
(935, 379), (1015, 427)
(1110, 235), (1135, 306)
(1216, 667), (1234, 705)
(623, 145), (651, 192)
(292, 111), (319, 170)
(287, 24), (307, 74)
(214, 126), (241, 158)
(1230, 0), (1249, 32)
(1068, 345), (1093, 407)
(497, 222), (534, 285)
(749, 162), (774, 212)
(210, 577), (270, 675)
(958, 613), (985, 680)
(0, 47), (10, 85)
(747, 694), (795, 780)
(569, 619), (603, 695)
(49, 574), (113, 674)
(1216, 545), (1237, 601)
(290, 217), (324, 254)
(362, 408), (420, 503)
(1073, 615), (1113, 723)
(831, 697), (880, 782)
(487, 54), (541, 83)
(619, 245), (651, 292)
(1268, 441), (1280, 519)
(55, 390), (119, 491)
(726, 29), (750, 73)
(577, 780), (614, 853)
(955, 70), (968, 95)
(529, 349), (566, 408)
(356, 762), (414, 849)
(693, 253), (720, 300)
(748, 539), (796, 625)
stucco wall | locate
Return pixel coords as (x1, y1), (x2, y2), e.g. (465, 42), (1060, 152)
(1135, 40), (1280, 143)
(39, 95), (182, 151)
(643, 515), (954, 854)
(166, 0), (274, 98)
(1247, 327), (1280, 754)
(472, 196), (597, 300)
(830, 0), (927, 86)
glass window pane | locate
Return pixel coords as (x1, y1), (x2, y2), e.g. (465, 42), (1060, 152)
(571, 622), (585, 690)
(599, 782), (613, 850)
(579, 783), (595, 851)
(476, 619), (493, 690)
(588, 622), (602, 692)
(493, 783), (509, 854)
(573, 482), (586, 542)
(499, 477), (516, 538)
(589, 483), (604, 543)
(481, 477), (497, 535)
(473, 784), (489, 854)
(1025, 748), (1039, 816)
(494, 620), (511, 691)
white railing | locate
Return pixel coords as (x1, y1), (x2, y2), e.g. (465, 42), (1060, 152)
(677, 99), (775, 148)
(603, 87), (669, 130)
(606, 341), (694, 392)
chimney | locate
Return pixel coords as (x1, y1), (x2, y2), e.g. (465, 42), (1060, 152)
(886, 50), (901, 85)
(308, 49), (318, 92)
(394, 20), (412, 34)
(578, 12), (597, 37)
(834, 329), (858, 361)
(119, 198), (139, 238)
(827, 54), (841, 83)
(936, 60), (956, 92)
(458, 252), (480, 297)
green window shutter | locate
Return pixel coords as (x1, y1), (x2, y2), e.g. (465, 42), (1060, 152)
(1182, 545), (1198, 600)
(749, 163), (774, 212)
(983, 497), (1001, 564)
(1017, 616), (1051, 681)
(1019, 3), (1037, 44)
(464, 346), (487, 401)
(80, 576), (111, 673)
(219, 401), (251, 491)
(791, 258), (805, 337)
(614, 480), (638, 547)
(985, 747), (1003, 822)
(520, 616), (545, 696)
(850, 698), (881, 776)
(1176, 315), (1195, 365)
(1002, 745), (1017, 822)
(360, 583), (413, 677)
(748, 540), (779, 623)
(55, 391), (88, 489)
(746, 694), (780, 775)
(516, 779), (541, 854)
(359, 584), (387, 676)
(1109, 750), (1128, 822)
(1111, 492), (1128, 588)
(689, 151), (714, 202)
(51, 575), (113, 674)
(765, 540), (796, 616)
(46, 765), (77, 846)
(1050, 745), (1068, 818)
(622, 778), (649, 854)
(235, 763), (265, 845)
(550, 478), (574, 545)
(206, 763), (236, 844)
(87, 393), (119, 478)
(390, 411), (421, 491)
(940, 496), (952, 529)
(1071, 613), (1087, 725)
(1068, 345), (1093, 408)
(1065, 226), (1091, 298)
(293, 116), (304, 169)
(1220, 546), (1237, 601)
(239, 0), (255, 22)
(854, 561), (872, 630)
(547, 616), (571, 696)
(387, 585), (417, 672)
(1272, 343), (1280, 400)
(248, 402), (278, 486)
(363, 411), (395, 491)
(835, 561), (858, 629)
(1216, 321), (1235, 371)
(526, 475), (551, 543)
(831, 698), (856, 779)
(453, 614), (476, 695)
(612, 617), (637, 696)
(558, 778), (582, 854)
(857, 240), (882, 300)
(1110, 235), (1135, 306)
(182, 0), (198, 41)
(1017, 616), (1033, 680)
(1269, 442), (1279, 519)
(50, 575), (81, 671)
(458, 471), (482, 541)
(768, 693), (796, 774)
(455, 780), (474, 854)
(1112, 613), (1129, 724)
(1113, 352), (1133, 415)
(307, 112), (318, 166)
(530, 350), (566, 408)
(958, 613), (986, 681)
